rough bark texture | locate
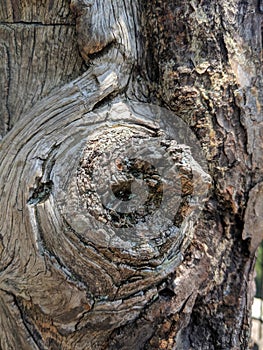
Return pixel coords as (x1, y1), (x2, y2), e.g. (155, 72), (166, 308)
(0, 0), (262, 349)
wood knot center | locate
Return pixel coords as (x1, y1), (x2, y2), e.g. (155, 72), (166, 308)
(29, 101), (211, 297)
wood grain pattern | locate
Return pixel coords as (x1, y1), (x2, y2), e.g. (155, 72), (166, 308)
(0, 0), (262, 349)
(0, 0), (84, 139)
(0, 24), (84, 137)
(0, 0), (74, 24)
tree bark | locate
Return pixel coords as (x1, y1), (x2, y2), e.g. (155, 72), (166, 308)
(0, 1), (262, 349)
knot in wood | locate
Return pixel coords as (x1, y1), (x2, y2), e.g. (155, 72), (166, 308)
(24, 101), (211, 298)
(76, 127), (197, 238)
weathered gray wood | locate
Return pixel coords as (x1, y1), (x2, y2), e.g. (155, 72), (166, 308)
(0, 0), (74, 24)
(0, 0), (262, 349)
(0, 0), (84, 139)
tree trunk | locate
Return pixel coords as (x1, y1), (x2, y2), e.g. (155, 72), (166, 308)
(0, 1), (262, 349)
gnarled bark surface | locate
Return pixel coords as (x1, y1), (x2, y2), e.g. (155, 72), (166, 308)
(0, 0), (262, 349)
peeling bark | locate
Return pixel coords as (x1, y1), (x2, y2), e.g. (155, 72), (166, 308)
(0, 0), (262, 349)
